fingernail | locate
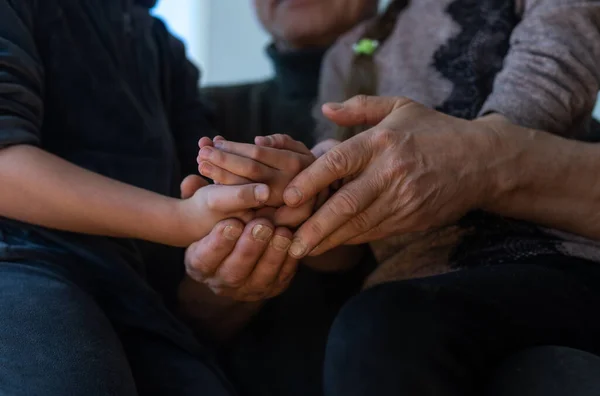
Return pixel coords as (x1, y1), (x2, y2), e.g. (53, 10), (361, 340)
(199, 147), (214, 159)
(271, 235), (291, 251)
(223, 225), (242, 241)
(214, 141), (224, 149)
(199, 162), (213, 175)
(289, 239), (307, 258)
(263, 136), (273, 146)
(327, 103), (344, 111)
(254, 185), (269, 203)
(252, 224), (273, 241)
(284, 187), (303, 206)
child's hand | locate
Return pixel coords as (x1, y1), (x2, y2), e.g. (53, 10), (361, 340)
(197, 134), (316, 227)
(176, 177), (270, 246)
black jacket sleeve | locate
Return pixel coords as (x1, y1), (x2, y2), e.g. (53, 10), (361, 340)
(0, 0), (44, 149)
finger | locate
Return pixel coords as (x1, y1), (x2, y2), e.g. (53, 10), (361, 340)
(309, 206), (382, 256)
(213, 135), (225, 142)
(268, 255), (299, 298)
(198, 137), (214, 149)
(199, 146), (276, 182)
(288, 172), (380, 258)
(204, 183), (270, 212)
(198, 161), (252, 185)
(215, 139), (309, 171)
(272, 201), (313, 228)
(283, 135), (372, 208)
(244, 227), (292, 295)
(255, 206), (277, 222)
(211, 219), (274, 289)
(180, 175), (209, 199)
(185, 219), (244, 281)
(322, 95), (413, 127)
(255, 134), (312, 155)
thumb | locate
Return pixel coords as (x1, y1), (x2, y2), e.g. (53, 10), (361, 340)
(181, 175), (209, 199)
(322, 95), (413, 127)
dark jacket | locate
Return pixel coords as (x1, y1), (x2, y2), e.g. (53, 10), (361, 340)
(0, 0), (214, 300)
(201, 44), (326, 148)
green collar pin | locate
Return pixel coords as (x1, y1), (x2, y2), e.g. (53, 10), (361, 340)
(353, 39), (380, 56)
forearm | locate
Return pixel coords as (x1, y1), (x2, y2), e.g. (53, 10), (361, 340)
(177, 275), (263, 341)
(303, 244), (367, 272)
(477, 115), (600, 240)
(0, 145), (188, 246)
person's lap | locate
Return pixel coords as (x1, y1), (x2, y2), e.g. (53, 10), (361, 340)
(222, 254), (376, 396)
(0, 257), (235, 396)
(324, 255), (600, 396)
(487, 346), (600, 396)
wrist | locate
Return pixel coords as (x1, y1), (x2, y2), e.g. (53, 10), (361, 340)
(467, 115), (525, 213)
(468, 114), (578, 215)
(141, 196), (191, 247)
(170, 198), (207, 247)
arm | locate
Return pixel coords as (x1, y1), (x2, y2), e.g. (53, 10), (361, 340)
(282, 96), (600, 258)
(477, 113), (600, 240)
(0, 3), (267, 247)
(480, 0), (600, 136)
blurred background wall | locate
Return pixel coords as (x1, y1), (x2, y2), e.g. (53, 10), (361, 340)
(153, 0), (600, 119)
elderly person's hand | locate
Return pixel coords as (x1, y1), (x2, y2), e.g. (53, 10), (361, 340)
(284, 95), (502, 258)
(184, 217), (298, 302)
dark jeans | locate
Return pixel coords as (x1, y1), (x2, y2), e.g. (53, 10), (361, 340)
(3, 241), (600, 395)
(324, 257), (600, 396)
(0, 258), (238, 395)
(487, 346), (600, 396)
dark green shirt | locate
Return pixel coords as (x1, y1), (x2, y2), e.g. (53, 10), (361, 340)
(201, 44), (326, 148)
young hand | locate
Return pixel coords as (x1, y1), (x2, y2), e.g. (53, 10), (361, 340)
(197, 134), (316, 227)
(175, 175), (270, 246)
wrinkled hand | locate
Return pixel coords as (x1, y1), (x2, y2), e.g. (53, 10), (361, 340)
(197, 134), (317, 227)
(283, 95), (498, 258)
(184, 218), (298, 301)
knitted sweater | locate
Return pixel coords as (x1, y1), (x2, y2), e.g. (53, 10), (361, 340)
(314, 0), (600, 283)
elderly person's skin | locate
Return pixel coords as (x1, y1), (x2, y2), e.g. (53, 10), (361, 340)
(280, 95), (600, 258)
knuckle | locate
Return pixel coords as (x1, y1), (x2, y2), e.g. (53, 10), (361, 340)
(353, 94), (369, 107)
(331, 190), (360, 217)
(372, 128), (396, 147)
(351, 211), (373, 231)
(271, 134), (285, 147)
(248, 163), (263, 180)
(324, 149), (349, 178)
(220, 271), (246, 289)
(186, 254), (213, 276)
(306, 219), (326, 239)
(248, 145), (262, 160)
